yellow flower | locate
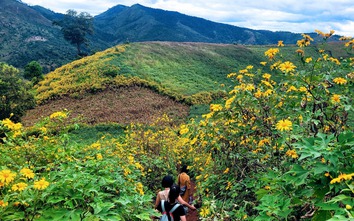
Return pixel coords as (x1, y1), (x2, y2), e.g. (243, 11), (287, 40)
(11, 182), (28, 191)
(33, 178), (50, 190)
(330, 173), (354, 184)
(276, 119), (293, 131)
(305, 57), (312, 63)
(264, 48), (279, 59)
(20, 168), (35, 179)
(346, 205), (352, 210)
(200, 207), (211, 217)
(331, 94), (341, 104)
(226, 181), (232, 190)
(96, 153), (103, 160)
(262, 73), (271, 80)
(254, 90), (262, 98)
(278, 40), (284, 47)
(210, 104), (223, 112)
(286, 85), (297, 93)
(263, 89), (273, 97)
(49, 111), (67, 119)
(279, 61), (296, 73)
(260, 61), (267, 66)
(1, 118), (22, 131)
(296, 49), (304, 55)
(333, 77), (347, 85)
(0, 200), (8, 207)
(135, 182), (144, 195)
(0, 169), (16, 185)
(246, 65), (253, 70)
(286, 149), (298, 159)
(299, 86), (307, 92)
(264, 185), (271, 190)
(223, 168), (230, 174)
(179, 125), (189, 135)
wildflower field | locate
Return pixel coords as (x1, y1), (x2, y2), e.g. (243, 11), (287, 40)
(1, 31), (354, 220)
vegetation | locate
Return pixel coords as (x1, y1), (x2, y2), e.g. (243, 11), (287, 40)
(24, 61), (43, 84)
(0, 0), (76, 73)
(0, 31), (353, 220)
(181, 33), (354, 220)
(53, 10), (94, 56)
(0, 63), (35, 122)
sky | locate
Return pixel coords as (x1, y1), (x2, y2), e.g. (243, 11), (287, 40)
(21, 0), (354, 36)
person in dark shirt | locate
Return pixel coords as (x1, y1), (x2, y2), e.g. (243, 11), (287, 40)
(157, 184), (186, 221)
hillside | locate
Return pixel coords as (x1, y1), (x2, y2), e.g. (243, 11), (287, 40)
(0, 0), (76, 72)
(22, 41), (349, 126)
(93, 4), (305, 46)
(23, 42), (251, 125)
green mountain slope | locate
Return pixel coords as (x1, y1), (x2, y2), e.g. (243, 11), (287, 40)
(93, 4), (305, 46)
(34, 41), (348, 104)
(34, 42), (265, 104)
(0, 0), (76, 72)
(25, 40), (349, 126)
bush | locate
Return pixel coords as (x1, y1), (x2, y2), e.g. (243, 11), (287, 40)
(0, 62), (35, 122)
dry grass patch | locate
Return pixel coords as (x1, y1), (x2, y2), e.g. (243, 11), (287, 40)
(22, 86), (189, 126)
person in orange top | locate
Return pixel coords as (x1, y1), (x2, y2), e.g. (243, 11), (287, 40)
(177, 166), (192, 212)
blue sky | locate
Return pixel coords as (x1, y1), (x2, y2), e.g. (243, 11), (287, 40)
(21, 0), (354, 36)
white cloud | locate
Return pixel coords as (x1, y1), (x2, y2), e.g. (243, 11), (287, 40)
(21, 0), (354, 36)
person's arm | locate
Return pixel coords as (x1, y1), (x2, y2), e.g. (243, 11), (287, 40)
(177, 195), (196, 210)
(154, 193), (161, 209)
(180, 215), (187, 221)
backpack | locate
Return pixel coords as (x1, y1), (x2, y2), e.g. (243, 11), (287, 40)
(160, 200), (180, 221)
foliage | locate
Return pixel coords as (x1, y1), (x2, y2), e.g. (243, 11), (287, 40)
(0, 0), (76, 73)
(0, 112), (159, 220)
(24, 61), (43, 84)
(53, 9), (94, 56)
(178, 31), (354, 220)
(0, 63), (35, 122)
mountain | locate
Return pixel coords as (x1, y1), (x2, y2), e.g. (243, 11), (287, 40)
(0, 1), (342, 72)
(0, 0), (76, 72)
(93, 4), (304, 46)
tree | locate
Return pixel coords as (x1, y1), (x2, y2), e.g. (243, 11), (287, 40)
(24, 61), (43, 84)
(53, 10), (93, 56)
(0, 62), (35, 122)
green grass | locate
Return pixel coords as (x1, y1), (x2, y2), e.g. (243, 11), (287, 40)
(35, 41), (352, 107)
(68, 124), (126, 146)
(119, 42), (264, 95)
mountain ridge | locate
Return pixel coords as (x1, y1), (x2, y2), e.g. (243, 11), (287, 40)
(0, 0), (341, 71)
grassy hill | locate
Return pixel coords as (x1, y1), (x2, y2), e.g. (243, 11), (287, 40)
(22, 41), (350, 127)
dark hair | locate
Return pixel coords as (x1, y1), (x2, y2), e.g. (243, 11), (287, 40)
(161, 175), (174, 188)
(181, 165), (188, 173)
(168, 184), (180, 203)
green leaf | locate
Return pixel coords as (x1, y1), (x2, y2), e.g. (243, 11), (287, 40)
(316, 202), (341, 211)
(327, 195), (351, 204)
(327, 215), (353, 221)
(135, 213), (152, 221)
(284, 164), (310, 186)
(312, 210), (333, 221)
(313, 162), (330, 175)
(255, 189), (269, 201)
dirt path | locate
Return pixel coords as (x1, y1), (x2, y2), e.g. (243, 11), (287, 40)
(187, 181), (199, 221)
